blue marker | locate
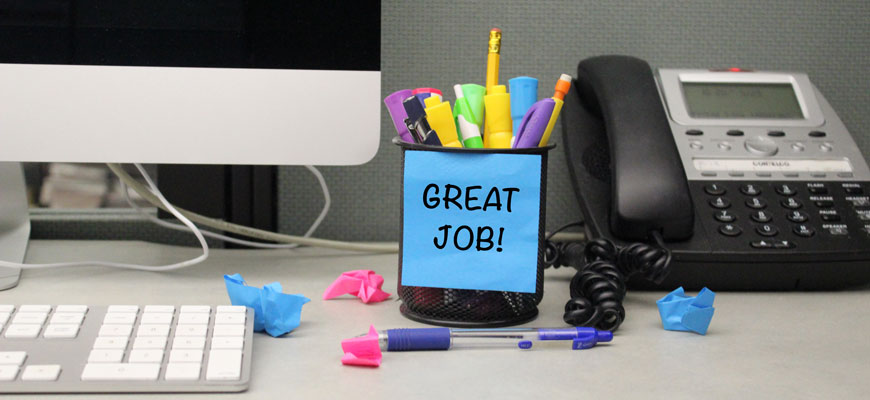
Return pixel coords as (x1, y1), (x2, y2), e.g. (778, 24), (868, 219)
(509, 76), (538, 136)
(373, 327), (612, 351)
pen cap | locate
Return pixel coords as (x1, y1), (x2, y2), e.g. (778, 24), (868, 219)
(384, 89), (414, 143)
(423, 96), (462, 148)
(509, 77), (539, 136)
(483, 85), (512, 148)
(460, 84), (486, 128)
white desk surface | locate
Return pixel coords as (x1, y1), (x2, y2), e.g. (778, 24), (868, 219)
(2, 240), (869, 398)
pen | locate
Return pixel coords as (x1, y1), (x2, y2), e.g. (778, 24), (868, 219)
(513, 98), (555, 148)
(375, 327), (612, 351)
(509, 76), (538, 136)
(483, 85), (512, 148)
(452, 84), (483, 148)
(484, 28), (502, 144)
(537, 74), (572, 147)
(424, 96), (463, 148)
(384, 89), (415, 143)
(402, 96), (442, 146)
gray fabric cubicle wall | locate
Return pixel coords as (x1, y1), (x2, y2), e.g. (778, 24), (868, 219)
(276, 0), (870, 241)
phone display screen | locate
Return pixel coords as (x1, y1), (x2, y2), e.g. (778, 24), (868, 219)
(681, 82), (804, 119)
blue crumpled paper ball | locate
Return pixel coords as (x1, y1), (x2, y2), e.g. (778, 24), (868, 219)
(656, 287), (715, 335)
(224, 273), (310, 337)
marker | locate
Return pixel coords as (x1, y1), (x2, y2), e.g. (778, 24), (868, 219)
(509, 76), (538, 136)
(384, 89), (415, 143)
(513, 98), (555, 148)
(483, 85), (512, 148)
(460, 84), (486, 129)
(452, 85), (483, 148)
(402, 96), (441, 146)
(538, 74), (573, 147)
(424, 96), (462, 148)
(484, 28), (502, 143)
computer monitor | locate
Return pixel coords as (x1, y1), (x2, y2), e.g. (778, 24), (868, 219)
(0, 1), (382, 289)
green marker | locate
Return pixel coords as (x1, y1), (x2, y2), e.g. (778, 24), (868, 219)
(460, 84), (486, 129)
(453, 84), (484, 148)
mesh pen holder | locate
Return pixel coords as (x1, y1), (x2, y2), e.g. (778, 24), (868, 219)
(394, 138), (552, 327)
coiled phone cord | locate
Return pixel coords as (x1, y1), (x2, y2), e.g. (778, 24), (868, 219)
(544, 224), (672, 331)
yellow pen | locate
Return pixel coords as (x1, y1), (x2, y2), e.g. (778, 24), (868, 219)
(484, 28), (502, 144)
(483, 85), (512, 148)
(424, 96), (462, 148)
(538, 74), (572, 147)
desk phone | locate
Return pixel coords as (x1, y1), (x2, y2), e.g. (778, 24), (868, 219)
(562, 55), (870, 289)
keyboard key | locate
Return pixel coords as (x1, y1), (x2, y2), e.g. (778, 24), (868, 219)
(211, 337), (244, 350)
(128, 349), (164, 363)
(44, 324), (80, 339)
(172, 337), (206, 350)
(0, 312), (9, 325)
(178, 313), (210, 324)
(55, 305), (88, 313)
(213, 325), (245, 337)
(180, 305), (211, 314)
(0, 365), (18, 381)
(19, 305), (51, 313)
(5, 324), (42, 338)
(0, 351), (27, 366)
(144, 305), (176, 313)
(133, 337), (168, 350)
(107, 305), (139, 314)
(99, 324), (133, 337)
(88, 350), (125, 363)
(93, 336), (129, 349)
(206, 350), (242, 381)
(165, 363), (202, 381)
(0, 305), (13, 313)
(215, 313), (246, 325)
(21, 365), (61, 381)
(140, 313), (173, 324)
(81, 363), (160, 381)
(175, 324), (208, 337)
(103, 313), (137, 324)
(216, 305), (246, 314)
(12, 312), (48, 325)
(50, 312), (85, 325)
(169, 349), (204, 363)
(136, 324), (170, 337)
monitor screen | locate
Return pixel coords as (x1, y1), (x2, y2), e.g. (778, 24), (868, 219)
(681, 82), (804, 119)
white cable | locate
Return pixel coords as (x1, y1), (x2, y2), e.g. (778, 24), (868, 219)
(0, 164), (209, 271)
(121, 165), (331, 249)
(107, 163), (398, 253)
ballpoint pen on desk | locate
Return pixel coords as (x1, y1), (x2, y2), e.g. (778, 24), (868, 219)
(513, 98), (555, 148)
(483, 85), (512, 148)
(384, 89), (415, 143)
(538, 74), (573, 147)
(402, 96), (442, 146)
(453, 84), (484, 148)
(424, 96), (462, 148)
(509, 76), (538, 136)
(484, 28), (502, 143)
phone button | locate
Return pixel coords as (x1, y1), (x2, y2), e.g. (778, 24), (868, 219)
(745, 197), (767, 209)
(714, 210), (736, 222)
(808, 131), (827, 138)
(767, 131), (785, 137)
(740, 184), (761, 196)
(780, 198), (803, 209)
(718, 224), (742, 236)
(704, 184), (726, 195)
(750, 210), (772, 223)
(787, 211), (809, 223)
(750, 240), (773, 249)
(744, 136), (778, 156)
(727, 129), (744, 136)
(756, 224), (779, 237)
(775, 184), (797, 196)
(793, 225), (815, 237)
(709, 197), (731, 209)
(686, 129), (703, 136)
(774, 240), (796, 249)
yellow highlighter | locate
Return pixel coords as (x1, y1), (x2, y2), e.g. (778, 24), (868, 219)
(483, 85), (512, 148)
(538, 74), (573, 147)
(424, 96), (462, 148)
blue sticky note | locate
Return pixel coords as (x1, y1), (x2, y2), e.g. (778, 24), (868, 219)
(656, 287), (716, 335)
(224, 273), (311, 337)
(401, 151), (541, 293)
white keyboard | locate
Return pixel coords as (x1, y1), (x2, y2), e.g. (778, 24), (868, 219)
(0, 304), (253, 393)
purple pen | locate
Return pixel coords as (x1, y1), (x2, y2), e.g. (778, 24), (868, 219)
(513, 98), (556, 148)
(384, 89), (415, 142)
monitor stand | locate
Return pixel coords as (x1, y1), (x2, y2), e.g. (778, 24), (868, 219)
(0, 162), (30, 290)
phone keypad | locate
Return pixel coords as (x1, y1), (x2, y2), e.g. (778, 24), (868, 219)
(697, 181), (870, 250)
